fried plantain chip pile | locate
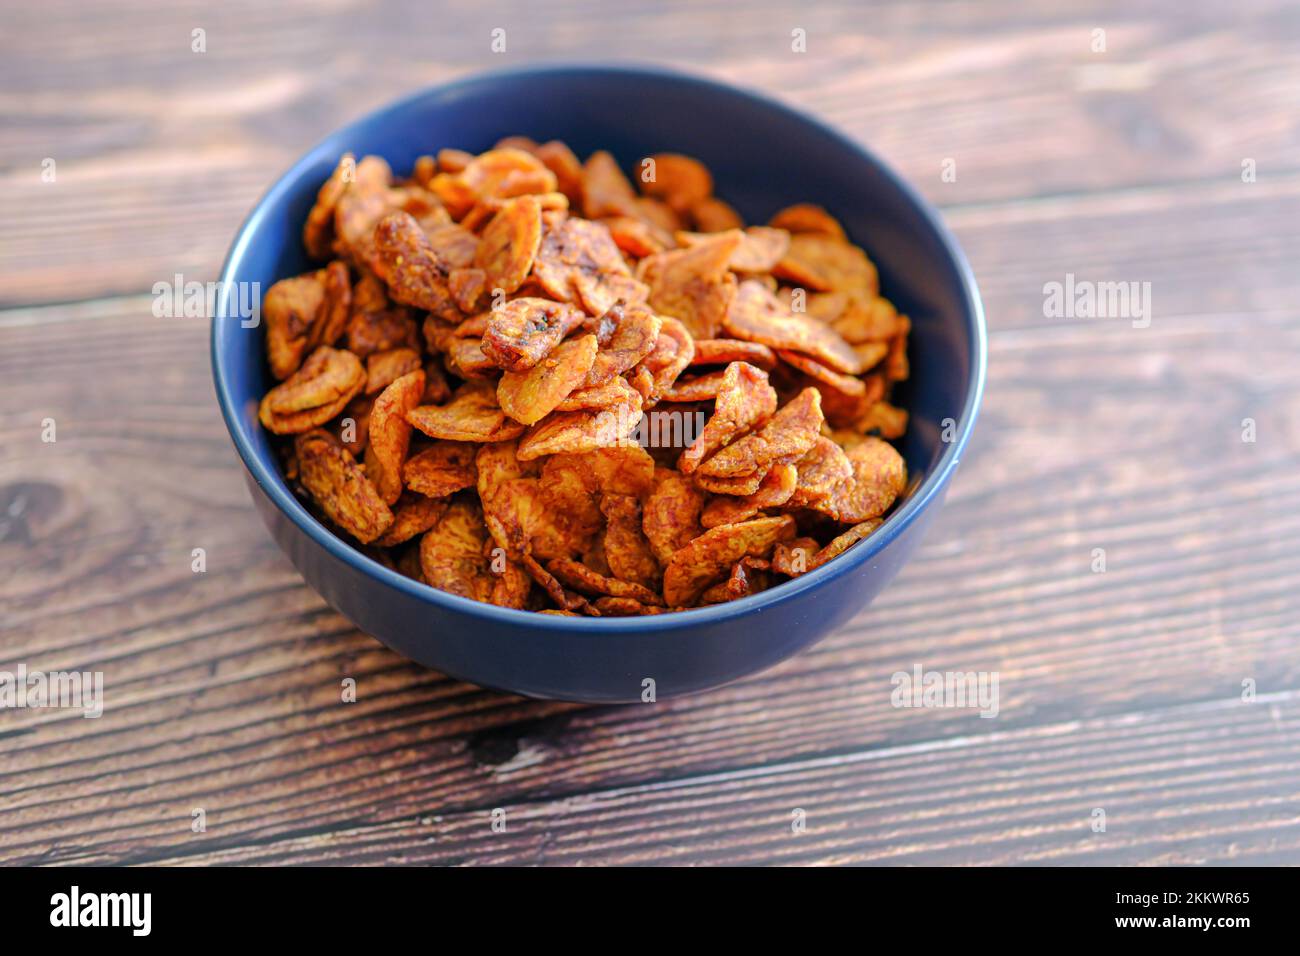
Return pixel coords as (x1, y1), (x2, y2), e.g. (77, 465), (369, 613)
(258, 140), (912, 614)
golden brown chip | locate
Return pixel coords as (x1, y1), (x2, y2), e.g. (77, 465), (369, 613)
(303, 154), (357, 260)
(768, 203), (846, 240)
(662, 515), (796, 606)
(403, 440), (478, 498)
(555, 376), (641, 411)
(346, 308), (419, 359)
(697, 386), (824, 480)
(372, 210), (458, 318)
(364, 369), (424, 505)
(809, 519), (883, 569)
(693, 469), (771, 497)
(700, 557), (771, 604)
(448, 267), (487, 314)
(480, 297), (588, 373)
(787, 436), (854, 508)
(689, 338), (778, 370)
(678, 226), (789, 274)
(332, 156), (395, 269)
(777, 349), (868, 399)
(474, 194), (543, 296)
(488, 555), (534, 609)
(639, 153), (713, 215)
(532, 217), (649, 316)
(259, 346), (366, 434)
(602, 216), (670, 257)
(590, 596), (670, 616)
(700, 462), (798, 528)
(581, 150), (639, 219)
(365, 347), (422, 394)
(295, 429), (394, 544)
(375, 491), (450, 547)
(634, 315), (696, 404)
(336, 395), (373, 455)
(854, 401), (909, 439)
(406, 381), (527, 443)
(419, 500), (494, 601)
(773, 233), (878, 297)
(264, 272), (327, 381)
(515, 398), (642, 461)
(497, 333), (599, 426)
(813, 436), (907, 523)
(458, 148), (558, 205)
(642, 466), (706, 565)
(678, 361), (778, 475)
(771, 537), (820, 577)
(660, 370), (726, 403)
(600, 494), (661, 591)
(546, 557), (665, 606)
(584, 303), (662, 386)
(535, 140), (584, 204)
(637, 231), (741, 339)
(723, 280), (863, 375)
(690, 196), (744, 233)
(520, 551), (592, 612)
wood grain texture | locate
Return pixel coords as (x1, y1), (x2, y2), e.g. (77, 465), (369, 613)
(2, 0), (1299, 866)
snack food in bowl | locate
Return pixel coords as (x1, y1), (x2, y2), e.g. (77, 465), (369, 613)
(256, 138), (913, 616)
(212, 65), (985, 701)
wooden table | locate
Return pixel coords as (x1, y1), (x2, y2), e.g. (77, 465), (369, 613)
(2, 0), (1298, 866)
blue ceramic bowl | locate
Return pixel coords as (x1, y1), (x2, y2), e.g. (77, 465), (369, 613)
(212, 64), (986, 703)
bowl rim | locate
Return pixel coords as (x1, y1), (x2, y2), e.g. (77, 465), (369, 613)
(211, 61), (987, 634)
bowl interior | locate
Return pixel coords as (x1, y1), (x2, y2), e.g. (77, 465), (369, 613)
(215, 65), (984, 624)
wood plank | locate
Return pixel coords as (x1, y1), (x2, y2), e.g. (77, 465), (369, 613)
(3, 0), (1299, 304)
(2, 169), (1298, 864)
(131, 693), (1300, 865)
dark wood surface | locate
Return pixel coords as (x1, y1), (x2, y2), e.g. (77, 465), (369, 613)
(2, 0), (1298, 866)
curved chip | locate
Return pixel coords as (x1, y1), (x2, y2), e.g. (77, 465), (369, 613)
(364, 369), (425, 505)
(678, 226), (790, 274)
(581, 150), (639, 219)
(678, 361), (778, 475)
(403, 440), (478, 498)
(642, 467), (706, 565)
(634, 315), (696, 404)
(375, 491), (450, 547)
(515, 398), (643, 461)
(295, 429), (394, 544)
(365, 347), (422, 395)
(546, 557), (664, 606)
(723, 280), (863, 375)
(637, 231), (741, 339)
(532, 217), (649, 316)
(639, 153), (713, 215)
(406, 381), (526, 443)
(700, 462), (798, 529)
(555, 375), (641, 411)
(259, 346), (366, 434)
(303, 154), (357, 260)
(600, 494), (661, 591)
(419, 500), (494, 601)
(768, 203), (846, 240)
(696, 387), (823, 480)
(773, 233), (878, 297)
(474, 194), (543, 296)
(690, 338), (777, 370)
(373, 210), (457, 318)
(809, 518), (883, 570)
(786, 435), (854, 508)
(813, 436), (907, 523)
(662, 515), (796, 607)
(497, 333), (599, 426)
(480, 297), (588, 372)
(585, 303), (662, 386)
(264, 272), (327, 381)
(690, 196), (744, 233)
